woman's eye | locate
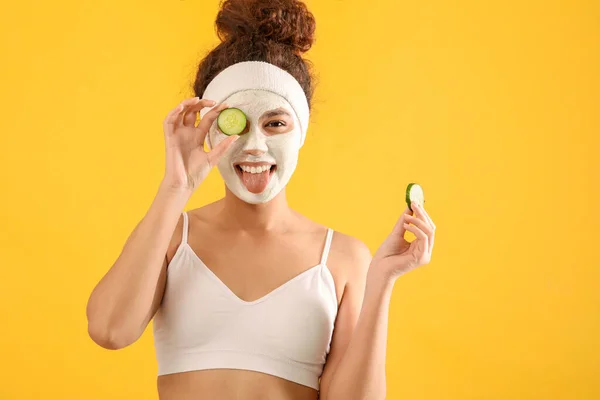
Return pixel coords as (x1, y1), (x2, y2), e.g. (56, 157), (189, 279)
(266, 121), (286, 128)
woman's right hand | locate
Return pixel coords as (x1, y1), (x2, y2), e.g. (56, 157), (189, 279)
(161, 97), (239, 192)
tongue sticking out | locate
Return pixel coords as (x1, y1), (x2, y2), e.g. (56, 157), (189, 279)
(241, 169), (271, 193)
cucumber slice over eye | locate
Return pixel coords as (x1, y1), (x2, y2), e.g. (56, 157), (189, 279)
(217, 108), (247, 136)
(406, 183), (425, 212)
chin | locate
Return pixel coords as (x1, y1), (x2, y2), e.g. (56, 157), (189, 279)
(223, 178), (280, 205)
(233, 188), (279, 204)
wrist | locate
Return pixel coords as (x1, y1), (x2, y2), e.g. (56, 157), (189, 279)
(155, 181), (194, 209)
(365, 267), (396, 298)
(159, 179), (194, 197)
(367, 262), (400, 285)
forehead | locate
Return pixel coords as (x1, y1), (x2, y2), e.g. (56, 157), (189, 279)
(223, 90), (292, 116)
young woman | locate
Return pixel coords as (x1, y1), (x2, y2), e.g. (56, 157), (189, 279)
(86, 0), (436, 399)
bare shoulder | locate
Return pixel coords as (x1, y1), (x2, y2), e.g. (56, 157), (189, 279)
(321, 230), (372, 306)
(329, 231), (372, 279)
(165, 202), (220, 263)
(293, 211), (372, 272)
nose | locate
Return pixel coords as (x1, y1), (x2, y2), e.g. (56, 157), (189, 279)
(241, 125), (268, 156)
(244, 148), (265, 156)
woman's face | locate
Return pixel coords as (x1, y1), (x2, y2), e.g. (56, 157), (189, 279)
(207, 90), (302, 204)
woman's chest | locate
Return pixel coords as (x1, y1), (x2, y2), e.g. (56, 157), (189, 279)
(180, 229), (344, 304)
(157, 238), (339, 364)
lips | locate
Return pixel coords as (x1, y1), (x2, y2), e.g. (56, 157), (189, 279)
(234, 163), (277, 194)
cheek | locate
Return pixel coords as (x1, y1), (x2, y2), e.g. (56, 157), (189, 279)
(268, 132), (301, 162)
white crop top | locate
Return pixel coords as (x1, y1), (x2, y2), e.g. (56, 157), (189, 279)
(153, 212), (339, 390)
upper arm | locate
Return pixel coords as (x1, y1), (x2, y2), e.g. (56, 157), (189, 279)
(141, 213), (184, 329)
(87, 214), (183, 349)
(142, 254), (168, 327)
(319, 235), (372, 398)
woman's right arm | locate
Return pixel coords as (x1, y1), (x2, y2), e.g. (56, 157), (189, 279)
(86, 182), (191, 350)
(86, 97), (237, 350)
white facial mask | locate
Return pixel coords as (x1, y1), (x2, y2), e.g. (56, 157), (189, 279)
(207, 90), (302, 204)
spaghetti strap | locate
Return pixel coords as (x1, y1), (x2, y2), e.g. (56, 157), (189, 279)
(320, 228), (334, 265)
(181, 212), (189, 245)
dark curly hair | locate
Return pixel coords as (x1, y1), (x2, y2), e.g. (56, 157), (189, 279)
(193, 0), (317, 109)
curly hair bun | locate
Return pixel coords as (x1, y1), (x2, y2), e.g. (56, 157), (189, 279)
(215, 0), (316, 54)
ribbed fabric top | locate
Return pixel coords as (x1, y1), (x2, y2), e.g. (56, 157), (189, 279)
(153, 212), (338, 390)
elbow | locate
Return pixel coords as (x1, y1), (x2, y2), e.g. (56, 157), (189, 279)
(87, 316), (138, 350)
(87, 322), (136, 350)
(86, 297), (140, 350)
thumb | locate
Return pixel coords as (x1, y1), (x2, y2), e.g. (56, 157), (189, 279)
(207, 135), (239, 166)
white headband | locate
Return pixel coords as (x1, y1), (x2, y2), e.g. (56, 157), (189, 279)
(199, 61), (310, 147)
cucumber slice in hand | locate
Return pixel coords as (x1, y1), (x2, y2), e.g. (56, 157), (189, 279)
(217, 108), (247, 136)
(406, 183), (425, 212)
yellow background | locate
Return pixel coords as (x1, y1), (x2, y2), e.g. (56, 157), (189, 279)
(1, 0), (598, 399)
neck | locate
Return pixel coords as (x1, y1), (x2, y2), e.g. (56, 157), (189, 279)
(217, 187), (294, 232)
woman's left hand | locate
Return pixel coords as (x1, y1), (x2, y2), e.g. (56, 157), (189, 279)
(371, 202), (436, 281)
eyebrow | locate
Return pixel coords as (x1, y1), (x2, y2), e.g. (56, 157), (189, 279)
(261, 109), (292, 119)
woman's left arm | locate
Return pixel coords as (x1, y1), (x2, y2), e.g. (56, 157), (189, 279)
(320, 202), (436, 400)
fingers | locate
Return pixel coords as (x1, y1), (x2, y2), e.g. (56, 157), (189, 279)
(415, 202), (436, 231)
(207, 135), (239, 166)
(164, 97), (204, 127)
(183, 98), (220, 127)
(164, 98), (219, 132)
(402, 222), (429, 255)
(412, 201), (427, 223)
(412, 202), (435, 251)
(405, 214), (432, 235)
